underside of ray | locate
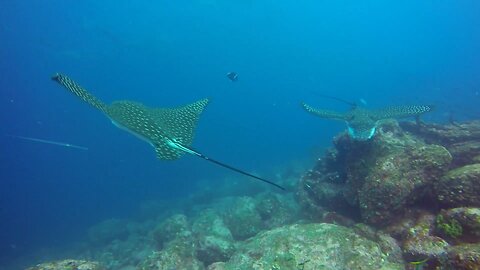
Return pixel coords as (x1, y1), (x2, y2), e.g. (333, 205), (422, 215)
(370, 105), (433, 120)
(302, 102), (434, 141)
(151, 99), (209, 147)
(302, 103), (347, 120)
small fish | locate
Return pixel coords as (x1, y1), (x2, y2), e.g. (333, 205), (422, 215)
(409, 258), (428, 270)
(7, 134), (88, 151)
(226, 72), (238, 82)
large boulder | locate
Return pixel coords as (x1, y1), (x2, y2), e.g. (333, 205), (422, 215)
(297, 120), (452, 227)
(138, 230), (204, 270)
(220, 223), (404, 270)
(223, 196), (263, 240)
(446, 243), (480, 269)
(435, 164), (480, 208)
(435, 207), (480, 243)
(295, 159), (349, 221)
(401, 213), (450, 265)
(255, 192), (298, 229)
(192, 210), (235, 266)
(358, 141), (450, 225)
(152, 214), (189, 248)
(401, 120), (480, 167)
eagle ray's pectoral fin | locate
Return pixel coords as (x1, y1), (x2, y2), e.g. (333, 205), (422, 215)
(301, 102), (347, 121)
(372, 105), (434, 121)
(52, 73), (108, 113)
(151, 99), (209, 147)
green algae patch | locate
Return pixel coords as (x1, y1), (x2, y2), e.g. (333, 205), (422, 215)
(436, 214), (463, 239)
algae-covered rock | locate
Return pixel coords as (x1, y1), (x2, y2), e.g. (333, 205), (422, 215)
(358, 141), (451, 226)
(436, 211), (464, 241)
(448, 141), (480, 167)
(223, 196), (262, 240)
(193, 210), (233, 240)
(436, 208), (480, 243)
(352, 223), (404, 264)
(138, 230), (204, 270)
(152, 214), (189, 248)
(400, 120), (480, 144)
(446, 243), (480, 269)
(401, 213), (450, 264)
(297, 120), (452, 227)
(196, 235), (235, 266)
(192, 209), (235, 265)
(401, 120), (480, 167)
(435, 164), (480, 208)
(403, 235), (449, 263)
(295, 154), (353, 221)
(255, 192), (298, 229)
(383, 209), (430, 241)
(83, 233), (154, 269)
(402, 213), (449, 265)
(256, 192), (283, 220)
(220, 223), (404, 270)
(26, 259), (105, 270)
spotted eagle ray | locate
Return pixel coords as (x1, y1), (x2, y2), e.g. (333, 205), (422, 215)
(52, 73), (285, 190)
(302, 102), (433, 140)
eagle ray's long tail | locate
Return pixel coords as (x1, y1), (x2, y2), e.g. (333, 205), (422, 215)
(171, 140), (286, 191)
(199, 155), (286, 191)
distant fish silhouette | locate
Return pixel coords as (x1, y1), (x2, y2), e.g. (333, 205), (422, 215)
(52, 73), (284, 190)
(7, 134), (88, 150)
(302, 102), (433, 140)
(226, 72), (238, 82)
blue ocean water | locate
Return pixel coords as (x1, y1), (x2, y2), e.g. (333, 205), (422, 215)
(0, 0), (479, 268)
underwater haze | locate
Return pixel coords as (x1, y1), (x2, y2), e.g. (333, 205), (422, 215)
(1, 0), (480, 269)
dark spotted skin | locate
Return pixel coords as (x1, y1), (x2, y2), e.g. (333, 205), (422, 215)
(52, 73), (209, 160)
(302, 102), (433, 140)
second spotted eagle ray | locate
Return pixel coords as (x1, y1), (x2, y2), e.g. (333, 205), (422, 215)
(52, 73), (285, 190)
(302, 102), (433, 140)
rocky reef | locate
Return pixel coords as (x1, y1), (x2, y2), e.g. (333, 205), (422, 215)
(26, 120), (480, 270)
(212, 223), (404, 270)
(297, 120), (480, 269)
(26, 259), (105, 270)
(297, 120), (453, 226)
